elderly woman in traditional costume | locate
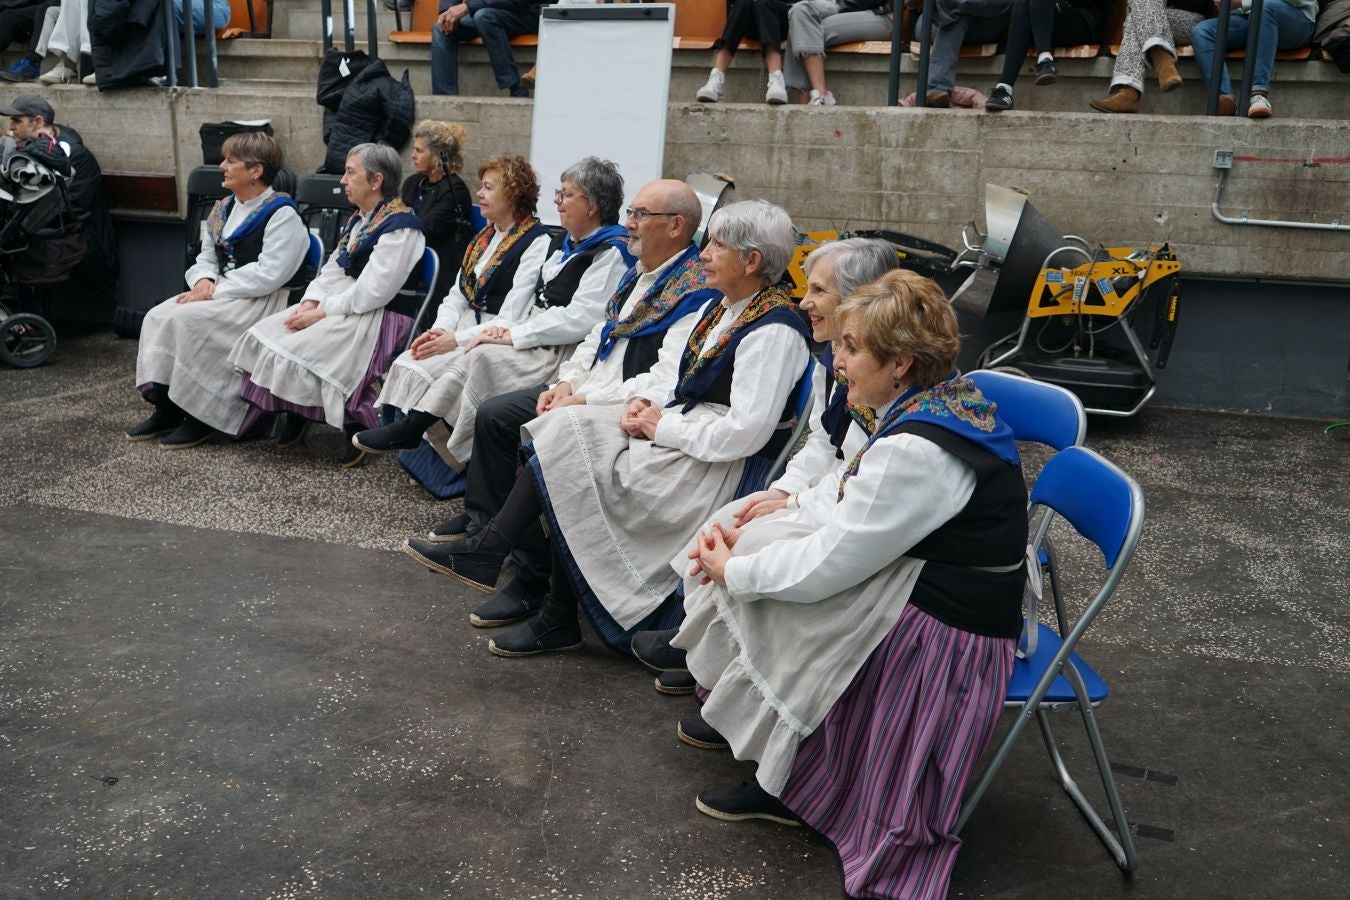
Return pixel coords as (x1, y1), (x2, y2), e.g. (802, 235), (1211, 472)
(351, 156), (630, 469)
(674, 268), (1025, 900)
(408, 200), (811, 659)
(128, 132), (309, 448)
(402, 120), (474, 303)
(229, 142), (426, 466)
(631, 236), (900, 694)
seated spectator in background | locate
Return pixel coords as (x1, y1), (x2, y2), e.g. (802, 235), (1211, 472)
(172, 0), (230, 31)
(431, 0), (541, 98)
(1190, 0), (1314, 117)
(413, 200), (810, 660)
(402, 119), (474, 304)
(984, 0), (1110, 110)
(406, 179), (716, 631)
(129, 133), (308, 448)
(355, 156), (634, 470)
(0, 0), (58, 82)
(917, 0), (1012, 107)
(229, 142), (426, 466)
(1090, 0), (1206, 113)
(784, 0), (894, 105)
(2, 94), (118, 306)
(696, 0), (796, 105)
(35, 0), (87, 84)
(673, 269), (1024, 900)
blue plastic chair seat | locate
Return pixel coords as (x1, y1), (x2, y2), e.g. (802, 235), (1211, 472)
(1008, 623), (1110, 705)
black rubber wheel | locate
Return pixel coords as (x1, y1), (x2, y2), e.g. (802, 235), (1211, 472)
(0, 312), (57, 368)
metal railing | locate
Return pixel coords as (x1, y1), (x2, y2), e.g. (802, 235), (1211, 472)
(160, 0), (221, 87)
(321, 0), (380, 56)
(887, 0), (938, 108)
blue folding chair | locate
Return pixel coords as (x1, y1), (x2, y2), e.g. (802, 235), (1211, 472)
(955, 446), (1145, 872)
(403, 247), (443, 349)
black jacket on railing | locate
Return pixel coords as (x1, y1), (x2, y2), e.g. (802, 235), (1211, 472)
(319, 57), (416, 174)
(89, 0), (167, 90)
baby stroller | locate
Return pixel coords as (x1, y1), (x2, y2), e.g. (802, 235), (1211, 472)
(0, 136), (87, 367)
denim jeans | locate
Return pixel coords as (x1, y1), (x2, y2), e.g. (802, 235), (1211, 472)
(1190, 0), (1314, 95)
(431, 4), (538, 95)
(173, 0), (232, 32)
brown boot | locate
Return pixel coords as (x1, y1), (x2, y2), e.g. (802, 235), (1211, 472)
(1148, 46), (1182, 92)
(925, 90), (951, 108)
(1089, 86), (1140, 114)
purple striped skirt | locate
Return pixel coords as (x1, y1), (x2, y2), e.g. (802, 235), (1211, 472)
(239, 311), (412, 430)
(779, 604), (1016, 900)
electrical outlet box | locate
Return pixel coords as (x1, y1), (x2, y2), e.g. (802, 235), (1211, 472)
(1213, 149), (1234, 170)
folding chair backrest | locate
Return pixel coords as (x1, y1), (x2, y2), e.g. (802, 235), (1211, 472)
(184, 165), (229, 268)
(296, 174), (355, 260)
(403, 247), (442, 348)
(967, 369), (1086, 451)
(1030, 446), (1143, 570)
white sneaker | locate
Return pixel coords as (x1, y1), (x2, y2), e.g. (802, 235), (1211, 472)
(81, 71), (96, 85)
(808, 89), (836, 106)
(765, 70), (787, 105)
(696, 68), (725, 103)
(39, 62), (76, 84)
(1247, 94), (1272, 119)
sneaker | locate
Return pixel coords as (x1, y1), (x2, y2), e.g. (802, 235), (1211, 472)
(677, 713), (729, 750)
(427, 512), (477, 543)
(985, 84), (1014, 111)
(350, 419), (425, 454)
(765, 70), (787, 105)
(159, 416), (215, 450)
(402, 536), (502, 593)
(39, 62), (77, 85)
(1217, 94), (1238, 116)
(807, 89), (836, 106)
(126, 407), (184, 441)
(1247, 94), (1272, 119)
(81, 72), (96, 86)
(631, 628), (687, 673)
(654, 670), (696, 695)
(696, 68), (725, 103)
(695, 780), (801, 827)
(1034, 58), (1057, 86)
(487, 610), (584, 657)
(469, 576), (546, 627)
(0, 57), (40, 82)
(508, 84), (530, 98)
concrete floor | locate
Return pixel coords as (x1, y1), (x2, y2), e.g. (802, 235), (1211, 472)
(2, 332), (1348, 898)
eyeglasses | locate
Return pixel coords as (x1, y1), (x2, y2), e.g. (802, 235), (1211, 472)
(554, 189), (583, 203)
(625, 208), (680, 222)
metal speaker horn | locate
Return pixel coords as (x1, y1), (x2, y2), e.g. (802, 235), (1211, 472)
(951, 184), (1068, 317)
(686, 172), (736, 248)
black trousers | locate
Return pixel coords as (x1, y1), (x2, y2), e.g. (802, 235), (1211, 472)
(0, 1), (54, 53)
(714, 0), (791, 56)
(999, 0), (1106, 84)
(466, 384), (552, 585)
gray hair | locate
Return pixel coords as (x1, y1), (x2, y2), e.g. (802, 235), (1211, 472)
(347, 142), (403, 199)
(803, 238), (900, 300)
(706, 199), (794, 283)
(561, 156), (624, 225)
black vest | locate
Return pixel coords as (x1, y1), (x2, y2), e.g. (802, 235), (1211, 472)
(213, 201), (288, 276)
(898, 421), (1029, 638)
(470, 230), (545, 317)
(535, 233), (613, 310)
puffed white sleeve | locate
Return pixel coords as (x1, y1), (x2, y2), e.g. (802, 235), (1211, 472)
(511, 246), (628, 350)
(212, 206), (310, 302)
(453, 235), (551, 345)
(651, 323), (809, 463)
(317, 227), (426, 317)
(723, 434), (976, 603)
(768, 361), (838, 496)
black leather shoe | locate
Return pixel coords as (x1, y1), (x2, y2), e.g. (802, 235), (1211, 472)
(654, 670), (696, 695)
(274, 412), (309, 448)
(351, 419), (425, 454)
(403, 537), (502, 593)
(487, 611), (583, 657)
(427, 512), (478, 543)
(695, 780), (800, 827)
(470, 576), (546, 627)
(126, 407), (183, 441)
(631, 628), (687, 673)
(677, 713), (729, 750)
(159, 416), (215, 449)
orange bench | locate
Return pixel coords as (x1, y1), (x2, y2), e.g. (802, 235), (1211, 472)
(218, 0), (270, 40)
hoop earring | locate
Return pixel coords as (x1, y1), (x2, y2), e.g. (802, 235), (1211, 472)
(893, 379), (900, 389)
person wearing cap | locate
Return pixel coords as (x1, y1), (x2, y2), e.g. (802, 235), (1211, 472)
(2, 93), (118, 300)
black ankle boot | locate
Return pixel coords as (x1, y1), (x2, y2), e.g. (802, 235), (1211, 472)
(631, 627), (686, 673)
(127, 404), (184, 441)
(487, 591), (583, 657)
(351, 409), (438, 454)
(274, 412), (309, 448)
(340, 424), (368, 468)
(402, 523), (511, 592)
(469, 575), (547, 627)
(159, 415), (216, 449)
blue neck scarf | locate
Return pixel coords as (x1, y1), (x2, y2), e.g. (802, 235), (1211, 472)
(561, 223), (635, 268)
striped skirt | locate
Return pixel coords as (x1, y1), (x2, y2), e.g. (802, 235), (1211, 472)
(239, 311), (412, 430)
(779, 604), (1015, 900)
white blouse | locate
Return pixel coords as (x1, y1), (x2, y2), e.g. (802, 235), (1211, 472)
(510, 239), (629, 350)
(185, 188), (310, 302)
(305, 211), (426, 318)
(769, 361), (868, 496)
(428, 225), (551, 344)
